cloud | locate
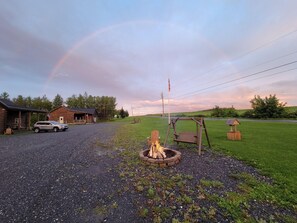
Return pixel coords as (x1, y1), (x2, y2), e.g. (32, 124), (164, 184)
(0, 13), (66, 80)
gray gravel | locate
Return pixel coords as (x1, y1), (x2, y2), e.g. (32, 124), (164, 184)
(0, 123), (134, 223)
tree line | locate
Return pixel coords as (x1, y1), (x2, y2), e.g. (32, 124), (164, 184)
(211, 94), (297, 119)
(0, 91), (129, 120)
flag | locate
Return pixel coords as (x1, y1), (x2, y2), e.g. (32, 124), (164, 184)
(168, 78), (171, 92)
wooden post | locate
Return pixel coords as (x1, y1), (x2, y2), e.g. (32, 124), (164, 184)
(198, 125), (203, 155)
(167, 78), (171, 125)
(202, 119), (211, 148)
(164, 121), (171, 147)
(161, 92), (164, 117)
(18, 111), (21, 130)
(27, 112), (31, 130)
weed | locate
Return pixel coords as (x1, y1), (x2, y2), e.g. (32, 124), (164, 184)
(147, 187), (156, 198)
(199, 178), (224, 188)
(139, 208), (149, 218)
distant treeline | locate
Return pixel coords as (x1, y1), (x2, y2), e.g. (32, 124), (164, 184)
(0, 91), (129, 120)
(175, 95), (297, 119)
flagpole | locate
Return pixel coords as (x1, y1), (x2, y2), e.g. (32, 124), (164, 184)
(164, 78), (171, 147)
(168, 78), (171, 125)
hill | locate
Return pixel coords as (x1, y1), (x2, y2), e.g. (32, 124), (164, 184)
(147, 106), (297, 118)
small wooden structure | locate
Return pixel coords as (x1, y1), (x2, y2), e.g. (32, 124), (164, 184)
(226, 119), (241, 140)
(4, 127), (13, 135)
(146, 130), (167, 159)
(131, 117), (141, 124)
(165, 117), (211, 155)
(147, 130), (160, 145)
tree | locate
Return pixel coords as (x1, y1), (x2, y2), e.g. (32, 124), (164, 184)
(119, 107), (129, 118)
(225, 106), (239, 117)
(52, 94), (64, 109)
(66, 93), (117, 120)
(95, 96), (117, 119)
(85, 95), (95, 108)
(211, 105), (225, 117)
(119, 107), (125, 118)
(66, 94), (78, 107)
(77, 94), (86, 108)
(31, 95), (52, 111)
(0, 91), (9, 99)
(13, 95), (26, 106)
(250, 94), (286, 118)
(211, 105), (239, 117)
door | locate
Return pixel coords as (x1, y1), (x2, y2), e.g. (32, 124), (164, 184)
(59, 116), (64, 124)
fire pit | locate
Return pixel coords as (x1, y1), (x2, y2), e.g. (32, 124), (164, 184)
(139, 148), (181, 167)
(140, 130), (181, 167)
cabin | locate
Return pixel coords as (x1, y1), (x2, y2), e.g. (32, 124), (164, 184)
(0, 98), (47, 133)
(49, 106), (98, 124)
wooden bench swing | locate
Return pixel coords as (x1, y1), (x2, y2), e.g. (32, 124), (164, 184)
(165, 117), (211, 155)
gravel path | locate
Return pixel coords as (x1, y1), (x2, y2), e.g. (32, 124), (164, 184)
(0, 123), (136, 223)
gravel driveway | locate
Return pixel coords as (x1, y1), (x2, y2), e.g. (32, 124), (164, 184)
(0, 123), (132, 223)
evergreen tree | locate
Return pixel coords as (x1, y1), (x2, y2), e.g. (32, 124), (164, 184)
(119, 107), (125, 118)
(13, 95), (26, 106)
(66, 94), (78, 107)
(0, 91), (9, 99)
(52, 94), (64, 109)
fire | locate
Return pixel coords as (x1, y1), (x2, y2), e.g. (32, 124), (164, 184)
(148, 140), (167, 159)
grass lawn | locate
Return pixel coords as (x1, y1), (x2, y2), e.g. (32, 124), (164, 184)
(205, 119), (297, 192)
(113, 116), (297, 221)
(124, 117), (297, 191)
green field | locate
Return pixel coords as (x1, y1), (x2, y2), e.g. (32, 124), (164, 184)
(114, 116), (297, 221)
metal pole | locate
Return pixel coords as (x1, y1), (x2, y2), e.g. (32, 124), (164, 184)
(161, 92), (164, 117)
(168, 79), (171, 125)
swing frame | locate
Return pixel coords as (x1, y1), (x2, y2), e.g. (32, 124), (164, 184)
(165, 117), (211, 155)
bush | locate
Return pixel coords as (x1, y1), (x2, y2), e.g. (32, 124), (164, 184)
(250, 95), (286, 118)
(211, 106), (239, 118)
(241, 110), (254, 118)
(286, 111), (297, 119)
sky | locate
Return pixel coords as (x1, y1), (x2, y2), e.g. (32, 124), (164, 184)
(1, 0), (297, 115)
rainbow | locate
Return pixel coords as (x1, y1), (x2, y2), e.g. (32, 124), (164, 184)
(45, 20), (235, 95)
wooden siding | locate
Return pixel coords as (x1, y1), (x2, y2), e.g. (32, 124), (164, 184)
(50, 107), (75, 124)
(50, 106), (95, 124)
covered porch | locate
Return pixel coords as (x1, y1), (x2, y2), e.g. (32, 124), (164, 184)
(0, 98), (47, 133)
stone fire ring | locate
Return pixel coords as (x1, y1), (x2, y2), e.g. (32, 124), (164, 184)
(139, 148), (181, 167)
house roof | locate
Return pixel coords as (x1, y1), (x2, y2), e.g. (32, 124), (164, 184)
(0, 98), (47, 113)
(226, 119), (240, 126)
(50, 106), (97, 115)
(69, 108), (97, 115)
